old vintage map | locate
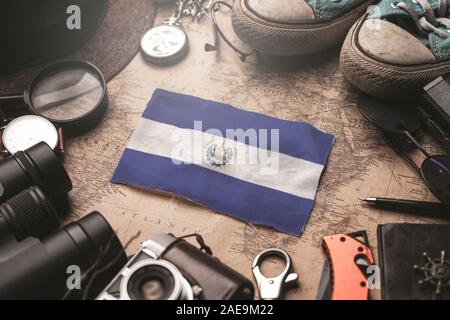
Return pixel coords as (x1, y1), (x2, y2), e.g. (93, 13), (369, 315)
(64, 5), (445, 299)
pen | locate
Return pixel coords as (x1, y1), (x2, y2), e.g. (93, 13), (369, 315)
(360, 197), (450, 220)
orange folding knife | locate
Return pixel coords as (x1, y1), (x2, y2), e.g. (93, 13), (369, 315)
(316, 231), (375, 300)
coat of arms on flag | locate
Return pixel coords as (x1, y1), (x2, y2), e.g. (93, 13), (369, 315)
(111, 89), (335, 235)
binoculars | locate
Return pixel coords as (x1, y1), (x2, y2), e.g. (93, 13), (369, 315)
(0, 142), (126, 299)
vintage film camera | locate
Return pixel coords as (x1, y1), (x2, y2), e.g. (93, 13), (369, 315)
(97, 233), (255, 300)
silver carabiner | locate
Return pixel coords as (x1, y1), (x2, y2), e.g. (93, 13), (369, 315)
(252, 248), (298, 300)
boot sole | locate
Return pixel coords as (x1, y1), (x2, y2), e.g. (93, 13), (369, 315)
(340, 15), (450, 98)
(231, 0), (373, 55)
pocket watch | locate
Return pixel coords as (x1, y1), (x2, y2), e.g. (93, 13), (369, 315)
(140, 22), (189, 65)
(140, 0), (189, 65)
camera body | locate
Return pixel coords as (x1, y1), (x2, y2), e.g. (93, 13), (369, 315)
(98, 233), (254, 300)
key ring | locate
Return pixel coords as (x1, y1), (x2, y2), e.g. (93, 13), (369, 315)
(252, 248), (298, 300)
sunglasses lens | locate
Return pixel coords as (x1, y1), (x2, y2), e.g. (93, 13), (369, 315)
(422, 155), (450, 204)
(358, 95), (421, 133)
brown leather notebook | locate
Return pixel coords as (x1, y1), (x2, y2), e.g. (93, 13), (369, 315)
(378, 224), (450, 300)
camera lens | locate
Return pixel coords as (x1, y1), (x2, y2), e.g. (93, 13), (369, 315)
(127, 265), (176, 300)
(0, 142), (72, 202)
(140, 278), (165, 300)
(123, 260), (194, 300)
(0, 186), (61, 240)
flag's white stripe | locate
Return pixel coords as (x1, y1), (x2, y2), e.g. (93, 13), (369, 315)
(127, 118), (324, 200)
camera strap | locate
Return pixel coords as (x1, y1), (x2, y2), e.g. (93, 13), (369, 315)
(179, 234), (213, 256)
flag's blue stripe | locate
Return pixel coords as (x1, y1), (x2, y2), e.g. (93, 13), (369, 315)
(112, 148), (314, 235)
(142, 89), (334, 166)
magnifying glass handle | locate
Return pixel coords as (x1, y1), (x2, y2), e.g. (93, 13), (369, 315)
(0, 94), (25, 102)
(0, 94), (25, 108)
(0, 94), (27, 112)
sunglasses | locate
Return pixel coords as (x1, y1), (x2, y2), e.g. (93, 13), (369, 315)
(358, 95), (450, 205)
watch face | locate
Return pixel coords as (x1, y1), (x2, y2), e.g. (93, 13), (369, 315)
(2, 115), (58, 154)
(140, 25), (188, 64)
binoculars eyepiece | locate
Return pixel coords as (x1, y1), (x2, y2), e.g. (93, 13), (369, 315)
(0, 186), (60, 240)
(0, 141), (72, 203)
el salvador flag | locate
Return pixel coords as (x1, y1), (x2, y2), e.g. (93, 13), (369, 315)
(112, 89), (334, 235)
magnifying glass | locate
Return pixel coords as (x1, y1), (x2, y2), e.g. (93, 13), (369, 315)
(0, 60), (107, 135)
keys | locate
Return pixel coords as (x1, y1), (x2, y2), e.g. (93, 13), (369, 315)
(157, 0), (211, 23)
(178, 0), (209, 22)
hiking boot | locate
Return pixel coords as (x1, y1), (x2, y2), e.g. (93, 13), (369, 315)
(231, 0), (374, 55)
(340, 0), (450, 98)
